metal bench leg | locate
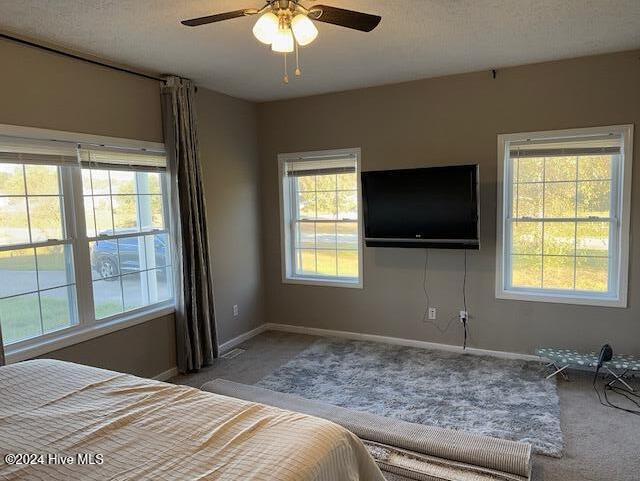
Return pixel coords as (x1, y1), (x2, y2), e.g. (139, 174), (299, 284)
(546, 363), (570, 381)
(605, 368), (634, 392)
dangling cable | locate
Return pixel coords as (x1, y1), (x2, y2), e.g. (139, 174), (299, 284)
(423, 248), (431, 314)
(421, 249), (457, 334)
(591, 345), (640, 415)
(463, 250), (468, 315)
(294, 40), (302, 78)
(462, 249), (468, 350)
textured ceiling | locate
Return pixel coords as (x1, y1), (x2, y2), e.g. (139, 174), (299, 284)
(1, 1), (639, 101)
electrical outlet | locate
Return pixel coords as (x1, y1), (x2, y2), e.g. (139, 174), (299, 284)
(459, 310), (468, 322)
(428, 307), (437, 320)
(233, 304), (239, 318)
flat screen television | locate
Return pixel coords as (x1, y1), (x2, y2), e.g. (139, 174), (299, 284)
(361, 165), (479, 249)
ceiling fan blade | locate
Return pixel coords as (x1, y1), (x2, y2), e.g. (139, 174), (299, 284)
(181, 9), (257, 27)
(308, 5), (381, 32)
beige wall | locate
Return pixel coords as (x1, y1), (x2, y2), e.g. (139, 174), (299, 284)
(42, 314), (176, 378)
(0, 38), (162, 142)
(0, 38), (175, 377)
(257, 50), (640, 355)
(197, 88), (264, 344)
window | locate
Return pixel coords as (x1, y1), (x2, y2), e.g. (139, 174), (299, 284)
(0, 131), (174, 357)
(496, 125), (633, 306)
(80, 147), (172, 320)
(0, 159), (78, 345)
(279, 148), (363, 288)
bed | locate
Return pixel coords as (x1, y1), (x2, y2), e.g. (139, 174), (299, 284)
(0, 359), (385, 481)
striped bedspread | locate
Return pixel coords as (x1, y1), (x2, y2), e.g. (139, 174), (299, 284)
(0, 360), (385, 481)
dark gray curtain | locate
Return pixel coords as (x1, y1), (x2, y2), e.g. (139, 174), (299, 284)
(0, 322), (5, 366)
(161, 76), (218, 373)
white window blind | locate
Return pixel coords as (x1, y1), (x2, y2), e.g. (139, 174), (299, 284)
(284, 157), (356, 177)
(0, 136), (77, 165)
(78, 145), (166, 172)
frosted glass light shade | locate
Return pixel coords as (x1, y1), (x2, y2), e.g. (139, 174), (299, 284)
(291, 14), (318, 46)
(252, 12), (279, 45)
(271, 28), (294, 53)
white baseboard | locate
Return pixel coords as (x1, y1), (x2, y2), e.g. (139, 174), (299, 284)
(265, 323), (542, 362)
(153, 366), (179, 381)
(163, 322), (540, 375)
(218, 324), (268, 354)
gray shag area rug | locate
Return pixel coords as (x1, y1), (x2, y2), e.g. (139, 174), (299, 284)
(256, 337), (563, 457)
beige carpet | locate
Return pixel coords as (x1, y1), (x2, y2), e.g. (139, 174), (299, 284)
(171, 330), (640, 481)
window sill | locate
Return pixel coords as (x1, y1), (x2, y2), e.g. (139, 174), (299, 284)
(496, 289), (626, 308)
(283, 276), (363, 289)
(4, 303), (176, 364)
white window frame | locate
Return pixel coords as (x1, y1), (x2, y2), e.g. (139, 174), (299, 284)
(495, 124), (633, 307)
(1, 124), (176, 363)
(278, 148), (364, 289)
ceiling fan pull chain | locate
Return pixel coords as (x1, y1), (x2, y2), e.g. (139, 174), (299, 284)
(295, 39), (302, 78)
(283, 51), (289, 84)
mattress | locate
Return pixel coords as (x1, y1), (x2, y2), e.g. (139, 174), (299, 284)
(0, 359), (385, 481)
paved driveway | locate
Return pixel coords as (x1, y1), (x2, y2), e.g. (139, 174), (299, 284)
(0, 269), (166, 308)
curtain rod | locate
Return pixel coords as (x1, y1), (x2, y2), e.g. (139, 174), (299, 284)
(1, 32), (165, 83)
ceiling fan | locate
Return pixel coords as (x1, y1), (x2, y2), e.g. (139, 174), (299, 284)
(181, 1), (381, 83)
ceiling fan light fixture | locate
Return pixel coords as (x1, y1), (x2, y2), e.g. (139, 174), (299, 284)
(271, 27), (294, 53)
(252, 12), (279, 45)
(291, 14), (318, 46)
(182, 3), (382, 83)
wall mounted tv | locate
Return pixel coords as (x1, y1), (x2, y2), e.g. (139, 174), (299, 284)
(361, 165), (479, 249)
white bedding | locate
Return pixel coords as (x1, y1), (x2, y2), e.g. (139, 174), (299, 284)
(0, 359), (385, 481)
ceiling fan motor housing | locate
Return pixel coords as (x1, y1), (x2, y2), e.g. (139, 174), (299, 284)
(277, 0), (298, 10)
